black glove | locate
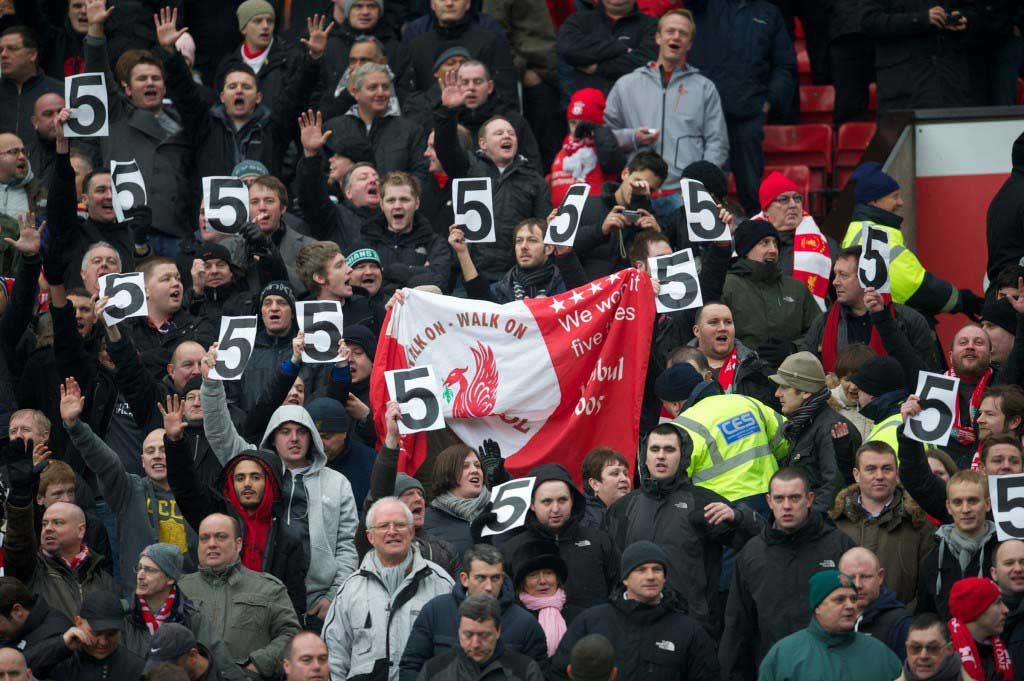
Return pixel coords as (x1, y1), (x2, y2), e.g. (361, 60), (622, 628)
(240, 223), (271, 258)
(3, 438), (35, 507)
(756, 337), (796, 370)
(470, 502), (498, 543)
(123, 205), (153, 248)
(958, 288), (984, 321)
(478, 438), (506, 485)
(573, 121), (596, 140)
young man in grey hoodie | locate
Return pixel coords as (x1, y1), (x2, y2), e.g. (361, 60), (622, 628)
(198, 344), (359, 629)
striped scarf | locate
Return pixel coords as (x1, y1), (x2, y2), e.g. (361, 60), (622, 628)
(138, 588), (177, 635)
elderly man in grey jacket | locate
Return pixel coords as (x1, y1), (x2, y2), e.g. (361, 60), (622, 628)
(323, 497), (454, 681)
(199, 347), (359, 629)
(604, 9), (728, 220)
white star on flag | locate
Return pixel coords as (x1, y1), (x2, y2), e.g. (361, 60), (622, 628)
(589, 282), (603, 294)
(550, 298), (566, 312)
(608, 272), (622, 282)
(570, 290), (585, 303)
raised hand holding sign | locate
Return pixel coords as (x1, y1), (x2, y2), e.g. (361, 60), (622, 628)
(453, 178), (495, 243)
(545, 184), (589, 247)
(64, 73), (108, 137)
(297, 301), (344, 363)
(98, 272), (147, 325)
(859, 226), (891, 293)
(648, 248), (702, 313)
(209, 317), (258, 380)
(681, 179), (728, 242)
(904, 372), (959, 446)
(203, 177), (249, 234)
(385, 366), (445, 434)
(111, 160), (147, 222)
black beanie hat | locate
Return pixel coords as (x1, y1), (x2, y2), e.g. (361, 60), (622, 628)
(620, 540), (669, 581)
(849, 356), (905, 397)
(654, 363), (703, 402)
(681, 160), (728, 204)
(982, 296), (1016, 336)
(733, 219), (780, 259)
(179, 374), (203, 398)
(260, 281), (296, 310)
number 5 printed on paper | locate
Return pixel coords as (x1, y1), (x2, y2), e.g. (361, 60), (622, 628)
(385, 366), (445, 434)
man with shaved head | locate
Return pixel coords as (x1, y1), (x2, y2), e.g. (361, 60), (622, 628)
(0, 647), (33, 680)
(839, 547), (912, 659)
(28, 92), (63, 188)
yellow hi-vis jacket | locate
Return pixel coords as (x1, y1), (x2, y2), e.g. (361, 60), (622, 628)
(670, 394), (789, 502)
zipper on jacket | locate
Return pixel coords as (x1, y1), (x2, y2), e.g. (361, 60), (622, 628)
(659, 66), (668, 159)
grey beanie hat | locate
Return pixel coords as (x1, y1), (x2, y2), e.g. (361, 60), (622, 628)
(344, 0), (384, 17)
(237, 0), (275, 30)
(394, 473), (424, 497)
(141, 543), (184, 582)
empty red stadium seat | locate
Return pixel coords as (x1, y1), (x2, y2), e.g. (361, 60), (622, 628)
(797, 49), (811, 86)
(835, 122), (876, 188)
(762, 124), (833, 192)
(799, 85), (835, 125)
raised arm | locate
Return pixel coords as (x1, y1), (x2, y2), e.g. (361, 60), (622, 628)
(199, 345), (255, 464)
(432, 70), (472, 180)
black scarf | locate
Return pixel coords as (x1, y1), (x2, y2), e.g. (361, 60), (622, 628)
(781, 386), (830, 444)
(510, 259), (557, 300)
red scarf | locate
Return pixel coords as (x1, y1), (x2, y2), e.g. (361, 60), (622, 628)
(46, 545), (89, 570)
(947, 367), (993, 447)
(138, 588), (177, 635)
(222, 457), (280, 571)
(948, 617), (1014, 681)
(716, 346), (740, 391)
(241, 43), (267, 60)
(434, 171), (449, 190)
(819, 304), (889, 372)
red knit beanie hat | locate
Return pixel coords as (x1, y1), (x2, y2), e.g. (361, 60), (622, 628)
(758, 171), (799, 211)
(567, 88), (606, 126)
(948, 577), (1002, 622)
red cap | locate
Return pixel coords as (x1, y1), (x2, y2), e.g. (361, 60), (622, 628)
(948, 577), (1002, 622)
(566, 88), (606, 126)
(758, 170), (799, 211)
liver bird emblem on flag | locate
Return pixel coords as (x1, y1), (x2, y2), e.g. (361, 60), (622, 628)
(442, 341), (499, 418)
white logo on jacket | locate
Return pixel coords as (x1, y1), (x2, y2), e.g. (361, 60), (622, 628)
(655, 640), (676, 652)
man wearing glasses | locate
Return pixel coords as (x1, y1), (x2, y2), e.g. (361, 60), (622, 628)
(899, 613), (973, 681)
(0, 133), (41, 275)
(323, 497), (453, 681)
(758, 568), (901, 681)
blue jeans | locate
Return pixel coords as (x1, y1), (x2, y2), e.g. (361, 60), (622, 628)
(93, 499), (120, 584)
(726, 115), (765, 216)
(147, 234), (181, 258)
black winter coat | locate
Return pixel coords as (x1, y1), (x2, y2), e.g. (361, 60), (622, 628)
(603, 469), (762, 637)
(162, 48), (318, 179)
(856, 587), (911, 659)
(1005, 593), (1024, 672)
(454, 99), (542, 173)
(399, 580), (547, 681)
(400, 13), (518, 107)
(418, 643), (544, 681)
(294, 155), (374, 252)
(916, 527), (999, 620)
(0, 596), (73, 680)
(324, 111), (430, 188)
(0, 72), (62, 156)
(357, 212), (453, 293)
(503, 464), (620, 619)
(50, 645), (144, 681)
(165, 439), (310, 616)
(11, 0), (84, 79)
(782, 402), (857, 514)
(216, 37), (303, 114)
(719, 510), (857, 680)
(433, 107), (550, 282)
(116, 308), (216, 384)
(861, 0), (977, 111)
(84, 35), (196, 238)
(987, 132), (1024, 284)
(549, 587), (721, 681)
(556, 4), (657, 95)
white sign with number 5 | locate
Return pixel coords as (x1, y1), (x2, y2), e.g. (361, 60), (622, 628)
(297, 301), (344, 363)
(99, 272), (148, 326)
(110, 160), (147, 222)
(905, 372), (959, 446)
(681, 179), (728, 242)
(482, 477), (537, 537)
(203, 177), (250, 234)
(209, 316), (258, 381)
(991, 474), (1024, 542)
(385, 366), (445, 434)
(64, 73), (109, 138)
(453, 178), (495, 243)
(858, 226), (891, 293)
(545, 184), (589, 247)
(648, 248), (702, 313)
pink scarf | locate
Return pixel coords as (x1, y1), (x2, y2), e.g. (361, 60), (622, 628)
(519, 588), (567, 656)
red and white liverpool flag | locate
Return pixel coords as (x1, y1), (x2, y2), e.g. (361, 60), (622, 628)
(371, 269), (656, 483)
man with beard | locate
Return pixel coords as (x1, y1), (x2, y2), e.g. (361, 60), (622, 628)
(842, 162), (983, 320)
(943, 324), (999, 467)
(161, 393), (308, 617)
(60, 377), (197, 598)
(770, 352), (856, 513)
(449, 218), (586, 304)
(722, 219), (820, 364)
(83, 0), (192, 253)
(758, 570), (901, 680)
